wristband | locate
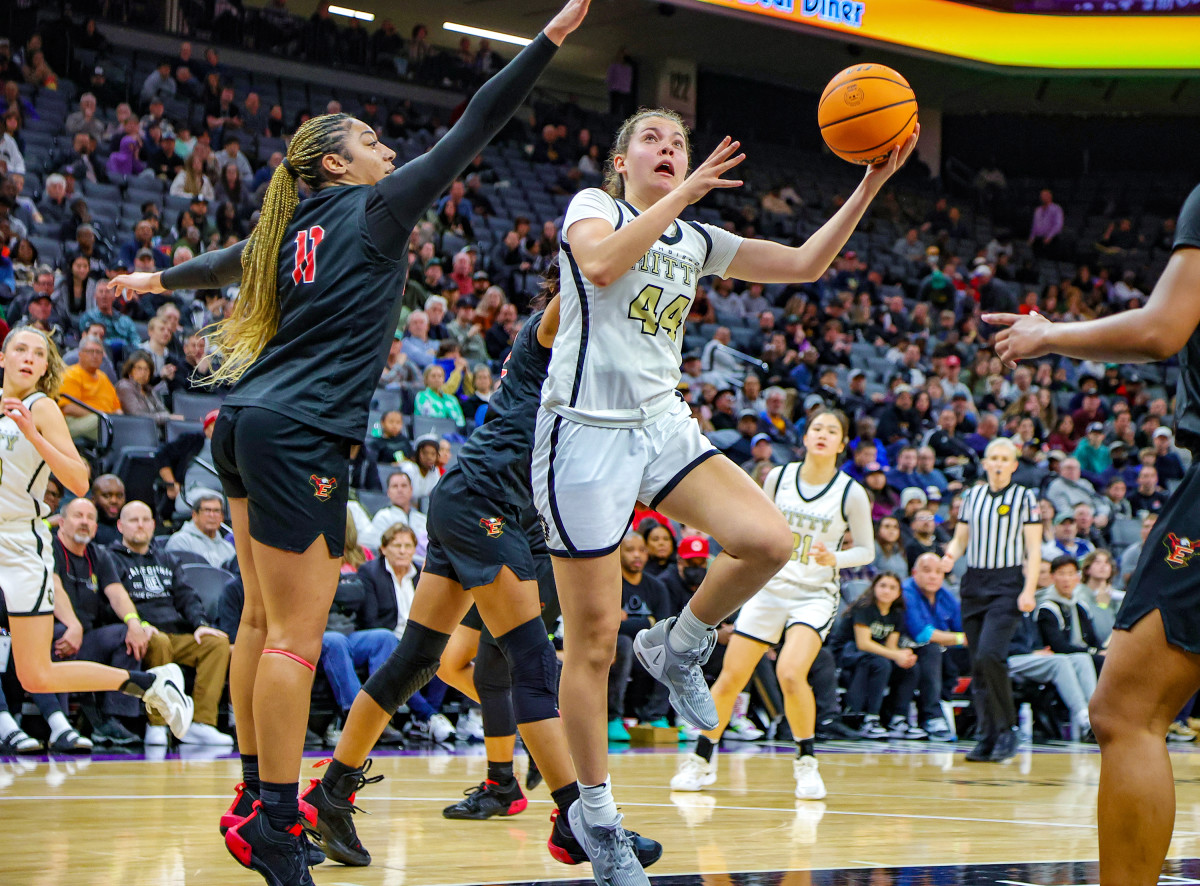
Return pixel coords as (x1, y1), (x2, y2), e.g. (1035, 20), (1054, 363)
(123, 612), (139, 624)
(955, 632), (965, 646)
(141, 621), (151, 629)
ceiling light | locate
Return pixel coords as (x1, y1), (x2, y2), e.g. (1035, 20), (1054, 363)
(328, 5), (374, 21)
(442, 21), (532, 47)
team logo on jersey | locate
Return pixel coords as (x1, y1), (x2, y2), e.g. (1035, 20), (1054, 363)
(309, 474), (338, 501)
(480, 517), (506, 538)
(997, 504), (1011, 516)
(1164, 532), (1198, 568)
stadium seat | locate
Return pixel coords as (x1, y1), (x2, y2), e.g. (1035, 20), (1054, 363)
(103, 415), (161, 471)
(180, 564), (234, 622)
(1109, 517), (1142, 551)
(173, 391), (226, 422)
(411, 416), (460, 440)
(166, 420), (204, 443)
(355, 490), (389, 517)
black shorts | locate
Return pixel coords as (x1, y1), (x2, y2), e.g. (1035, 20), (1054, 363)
(1118, 460), (1200, 652)
(212, 405), (352, 558)
(460, 555), (559, 651)
(423, 466), (538, 593)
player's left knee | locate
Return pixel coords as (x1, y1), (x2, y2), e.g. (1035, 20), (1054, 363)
(497, 617), (560, 724)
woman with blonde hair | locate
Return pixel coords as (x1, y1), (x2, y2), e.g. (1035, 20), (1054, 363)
(0, 328), (193, 753)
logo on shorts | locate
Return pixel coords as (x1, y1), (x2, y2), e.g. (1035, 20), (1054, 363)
(480, 517), (506, 538)
(1164, 532), (1197, 568)
(309, 475), (338, 501)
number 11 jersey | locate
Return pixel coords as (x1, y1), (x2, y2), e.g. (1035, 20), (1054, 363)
(544, 188), (743, 428)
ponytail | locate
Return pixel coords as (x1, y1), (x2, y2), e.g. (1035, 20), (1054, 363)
(203, 113), (352, 385)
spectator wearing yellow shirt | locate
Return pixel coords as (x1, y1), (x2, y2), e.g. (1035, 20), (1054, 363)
(58, 336), (122, 440)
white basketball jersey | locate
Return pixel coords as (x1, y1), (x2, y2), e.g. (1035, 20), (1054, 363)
(544, 188), (743, 427)
(764, 462), (857, 598)
(0, 392), (51, 527)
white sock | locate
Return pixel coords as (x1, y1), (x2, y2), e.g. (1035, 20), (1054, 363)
(668, 603), (716, 654)
(0, 711), (19, 737)
(579, 776), (620, 826)
(46, 711), (72, 742)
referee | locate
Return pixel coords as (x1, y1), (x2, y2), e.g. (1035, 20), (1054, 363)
(941, 437), (1042, 763)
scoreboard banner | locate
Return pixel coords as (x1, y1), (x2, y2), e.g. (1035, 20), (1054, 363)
(677, 0), (1200, 69)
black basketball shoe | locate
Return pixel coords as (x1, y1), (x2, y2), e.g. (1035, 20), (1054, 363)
(224, 801), (319, 886)
(221, 783), (325, 866)
(443, 779), (528, 820)
(299, 760), (383, 867)
(525, 754), (543, 791)
(546, 808), (663, 868)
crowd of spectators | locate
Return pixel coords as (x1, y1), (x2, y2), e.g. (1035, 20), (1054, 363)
(0, 12), (1192, 753)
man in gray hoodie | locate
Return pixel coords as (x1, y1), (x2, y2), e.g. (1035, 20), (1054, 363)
(164, 489), (234, 568)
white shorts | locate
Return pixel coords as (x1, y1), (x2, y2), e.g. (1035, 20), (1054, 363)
(733, 586), (838, 645)
(0, 521), (56, 617)
(532, 398), (717, 557)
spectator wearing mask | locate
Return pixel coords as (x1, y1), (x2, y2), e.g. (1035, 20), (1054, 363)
(108, 501), (233, 746)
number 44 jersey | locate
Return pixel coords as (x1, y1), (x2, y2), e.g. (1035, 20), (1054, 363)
(544, 188), (744, 428)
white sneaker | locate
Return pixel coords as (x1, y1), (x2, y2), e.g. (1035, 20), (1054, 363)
(179, 721), (235, 746)
(726, 692), (765, 740)
(144, 724), (170, 746)
(458, 708), (485, 742)
(428, 712), (456, 744)
(323, 717), (343, 748)
(860, 715), (890, 739)
(886, 717), (927, 740)
(793, 756), (826, 800)
(669, 753), (717, 791)
(142, 664), (194, 740)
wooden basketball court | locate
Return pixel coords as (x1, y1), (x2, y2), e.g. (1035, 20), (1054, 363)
(4, 741), (1200, 885)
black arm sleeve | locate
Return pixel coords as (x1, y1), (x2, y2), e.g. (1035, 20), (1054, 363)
(364, 33), (558, 257)
(160, 239), (248, 291)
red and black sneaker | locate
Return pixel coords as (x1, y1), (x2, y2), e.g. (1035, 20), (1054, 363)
(221, 783), (325, 866)
(224, 801), (319, 886)
(299, 759), (383, 867)
(442, 780), (528, 820)
(546, 809), (663, 868)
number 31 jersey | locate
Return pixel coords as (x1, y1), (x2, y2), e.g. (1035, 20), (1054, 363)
(764, 462), (858, 599)
(544, 188), (743, 428)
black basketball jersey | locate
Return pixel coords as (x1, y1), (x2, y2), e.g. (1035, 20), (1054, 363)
(223, 185), (406, 440)
(1171, 183), (1200, 449)
(457, 311), (551, 509)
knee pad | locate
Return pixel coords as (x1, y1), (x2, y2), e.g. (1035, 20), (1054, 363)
(361, 621), (450, 716)
(474, 640), (516, 738)
(496, 617), (560, 725)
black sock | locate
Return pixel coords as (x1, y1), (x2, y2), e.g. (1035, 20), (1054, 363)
(551, 782), (580, 837)
(259, 781), (299, 832)
(120, 670), (156, 697)
(241, 754), (260, 794)
(797, 738), (815, 759)
(321, 757), (358, 801)
(695, 736), (715, 762)
(551, 781), (580, 814)
(487, 760), (516, 789)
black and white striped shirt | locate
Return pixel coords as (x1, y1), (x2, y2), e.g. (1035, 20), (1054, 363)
(960, 481), (1040, 570)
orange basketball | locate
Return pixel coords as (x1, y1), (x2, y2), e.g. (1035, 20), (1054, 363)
(818, 64), (918, 166)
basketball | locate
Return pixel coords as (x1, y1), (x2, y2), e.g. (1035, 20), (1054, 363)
(818, 64), (918, 165)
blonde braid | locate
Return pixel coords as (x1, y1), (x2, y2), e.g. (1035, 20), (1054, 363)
(203, 113), (353, 385)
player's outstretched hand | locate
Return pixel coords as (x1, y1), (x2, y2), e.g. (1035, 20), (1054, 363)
(110, 271), (165, 299)
(862, 123), (920, 191)
(678, 136), (745, 205)
(985, 310), (1052, 368)
(544, 0), (591, 45)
